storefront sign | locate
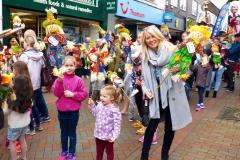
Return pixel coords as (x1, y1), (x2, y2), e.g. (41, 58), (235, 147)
(165, 16), (185, 31)
(3, 0), (105, 21)
(116, 0), (164, 25)
(106, 0), (117, 13)
(163, 12), (174, 22)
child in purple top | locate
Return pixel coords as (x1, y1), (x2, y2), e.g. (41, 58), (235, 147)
(52, 56), (88, 160)
(89, 85), (122, 160)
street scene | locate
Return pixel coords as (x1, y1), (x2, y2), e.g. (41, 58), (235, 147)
(0, 0), (240, 160)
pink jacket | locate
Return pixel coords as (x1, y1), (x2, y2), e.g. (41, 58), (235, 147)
(52, 73), (88, 111)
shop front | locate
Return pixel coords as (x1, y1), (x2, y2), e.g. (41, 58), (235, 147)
(163, 12), (185, 43)
(2, 0), (108, 42)
(108, 0), (164, 40)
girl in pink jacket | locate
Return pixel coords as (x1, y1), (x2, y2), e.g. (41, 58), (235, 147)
(52, 56), (88, 160)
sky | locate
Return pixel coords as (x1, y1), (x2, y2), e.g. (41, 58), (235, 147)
(210, 0), (228, 9)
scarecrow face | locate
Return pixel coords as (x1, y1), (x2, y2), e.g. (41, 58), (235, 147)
(231, 6), (238, 14)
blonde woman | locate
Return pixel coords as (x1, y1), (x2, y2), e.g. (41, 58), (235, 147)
(140, 25), (192, 160)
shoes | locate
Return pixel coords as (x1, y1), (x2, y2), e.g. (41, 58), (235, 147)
(16, 141), (21, 153)
(130, 89), (139, 97)
(25, 129), (36, 136)
(136, 127), (146, 135)
(40, 116), (51, 124)
(223, 85), (229, 89)
(58, 151), (68, 160)
(138, 136), (144, 143)
(151, 135), (158, 145)
(138, 135), (157, 145)
(35, 126), (44, 132)
(67, 153), (76, 160)
(200, 103), (205, 109)
(132, 121), (143, 128)
(195, 104), (201, 111)
(205, 91), (209, 97)
(212, 91), (217, 98)
(4, 138), (9, 147)
(226, 88), (234, 92)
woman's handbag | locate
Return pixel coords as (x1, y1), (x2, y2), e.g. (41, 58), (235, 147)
(41, 57), (53, 88)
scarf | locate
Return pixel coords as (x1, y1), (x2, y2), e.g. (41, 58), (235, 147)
(142, 44), (173, 118)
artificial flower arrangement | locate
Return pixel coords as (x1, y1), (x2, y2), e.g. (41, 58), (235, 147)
(211, 44), (222, 69)
(107, 71), (124, 88)
(87, 44), (108, 82)
(0, 73), (14, 104)
(162, 25), (211, 82)
(42, 7), (66, 69)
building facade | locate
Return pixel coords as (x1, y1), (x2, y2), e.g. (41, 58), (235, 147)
(2, 0), (108, 42)
(164, 0), (219, 42)
(107, 0), (165, 40)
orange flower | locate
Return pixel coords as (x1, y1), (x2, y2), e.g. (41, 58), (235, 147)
(1, 73), (14, 85)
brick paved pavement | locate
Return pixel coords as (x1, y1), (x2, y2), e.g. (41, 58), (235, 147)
(0, 78), (239, 160)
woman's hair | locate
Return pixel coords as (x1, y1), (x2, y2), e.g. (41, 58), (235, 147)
(141, 25), (165, 60)
(13, 61), (31, 78)
(7, 36), (19, 48)
(141, 25), (177, 60)
(8, 75), (33, 113)
(64, 56), (77, 66)
(24, 35), (37, 49)
(100, 85), (121, 106)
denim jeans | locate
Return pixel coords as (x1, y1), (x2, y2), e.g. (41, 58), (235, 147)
(58, 111), (79, 154)
(185, 82), (191, 100)
(29, 103), (40, 130)
(206, 67), (225, 91)
(197, 86), (205, 104)
(34, 88), (49, 118)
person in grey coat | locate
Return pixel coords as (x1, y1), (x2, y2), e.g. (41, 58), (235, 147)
(140, 26), (192, 160)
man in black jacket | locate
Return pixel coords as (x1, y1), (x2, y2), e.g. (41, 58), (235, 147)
(225, 33), (240, 92)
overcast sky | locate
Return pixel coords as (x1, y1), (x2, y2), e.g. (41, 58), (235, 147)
(211, 0), (228, 9)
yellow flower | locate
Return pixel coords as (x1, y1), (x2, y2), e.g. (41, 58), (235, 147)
(180, 74), (189, 81)
(1, 73), (14, 85)
(175, 55), (181, 62)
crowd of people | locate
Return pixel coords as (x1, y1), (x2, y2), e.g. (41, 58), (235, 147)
(0, 9), (240, 160)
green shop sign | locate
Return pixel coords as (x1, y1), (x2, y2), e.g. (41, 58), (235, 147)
(106, 0), (117, 13)
(3, 0), (106, 21)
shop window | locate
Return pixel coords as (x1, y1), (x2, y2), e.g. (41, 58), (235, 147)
(179, 0), (186, 11)
(192, 0), (197, 16)
(171, 0), (178, 7)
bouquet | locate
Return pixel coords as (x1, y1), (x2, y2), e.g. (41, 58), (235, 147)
(162, 25), (211, 82)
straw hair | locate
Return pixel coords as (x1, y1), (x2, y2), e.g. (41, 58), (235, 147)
(100, 85), (121, 106)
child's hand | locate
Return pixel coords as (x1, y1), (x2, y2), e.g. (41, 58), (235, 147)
(109, 137), (116, 142)
(64, 90), (74, 97)
(88, 98), (95, 107)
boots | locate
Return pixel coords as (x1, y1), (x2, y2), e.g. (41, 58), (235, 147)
(212, 91), (217, 98)
(205, 91), (209, 97)
(161, 149), (169, 160)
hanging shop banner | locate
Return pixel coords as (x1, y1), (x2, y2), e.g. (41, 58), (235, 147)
(106, 0), (117, 13)
(116, 0), (164, 25)
(163, 12), (174, 22)
(211, 3), (230, 37)
(3, 0), (105, 21)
